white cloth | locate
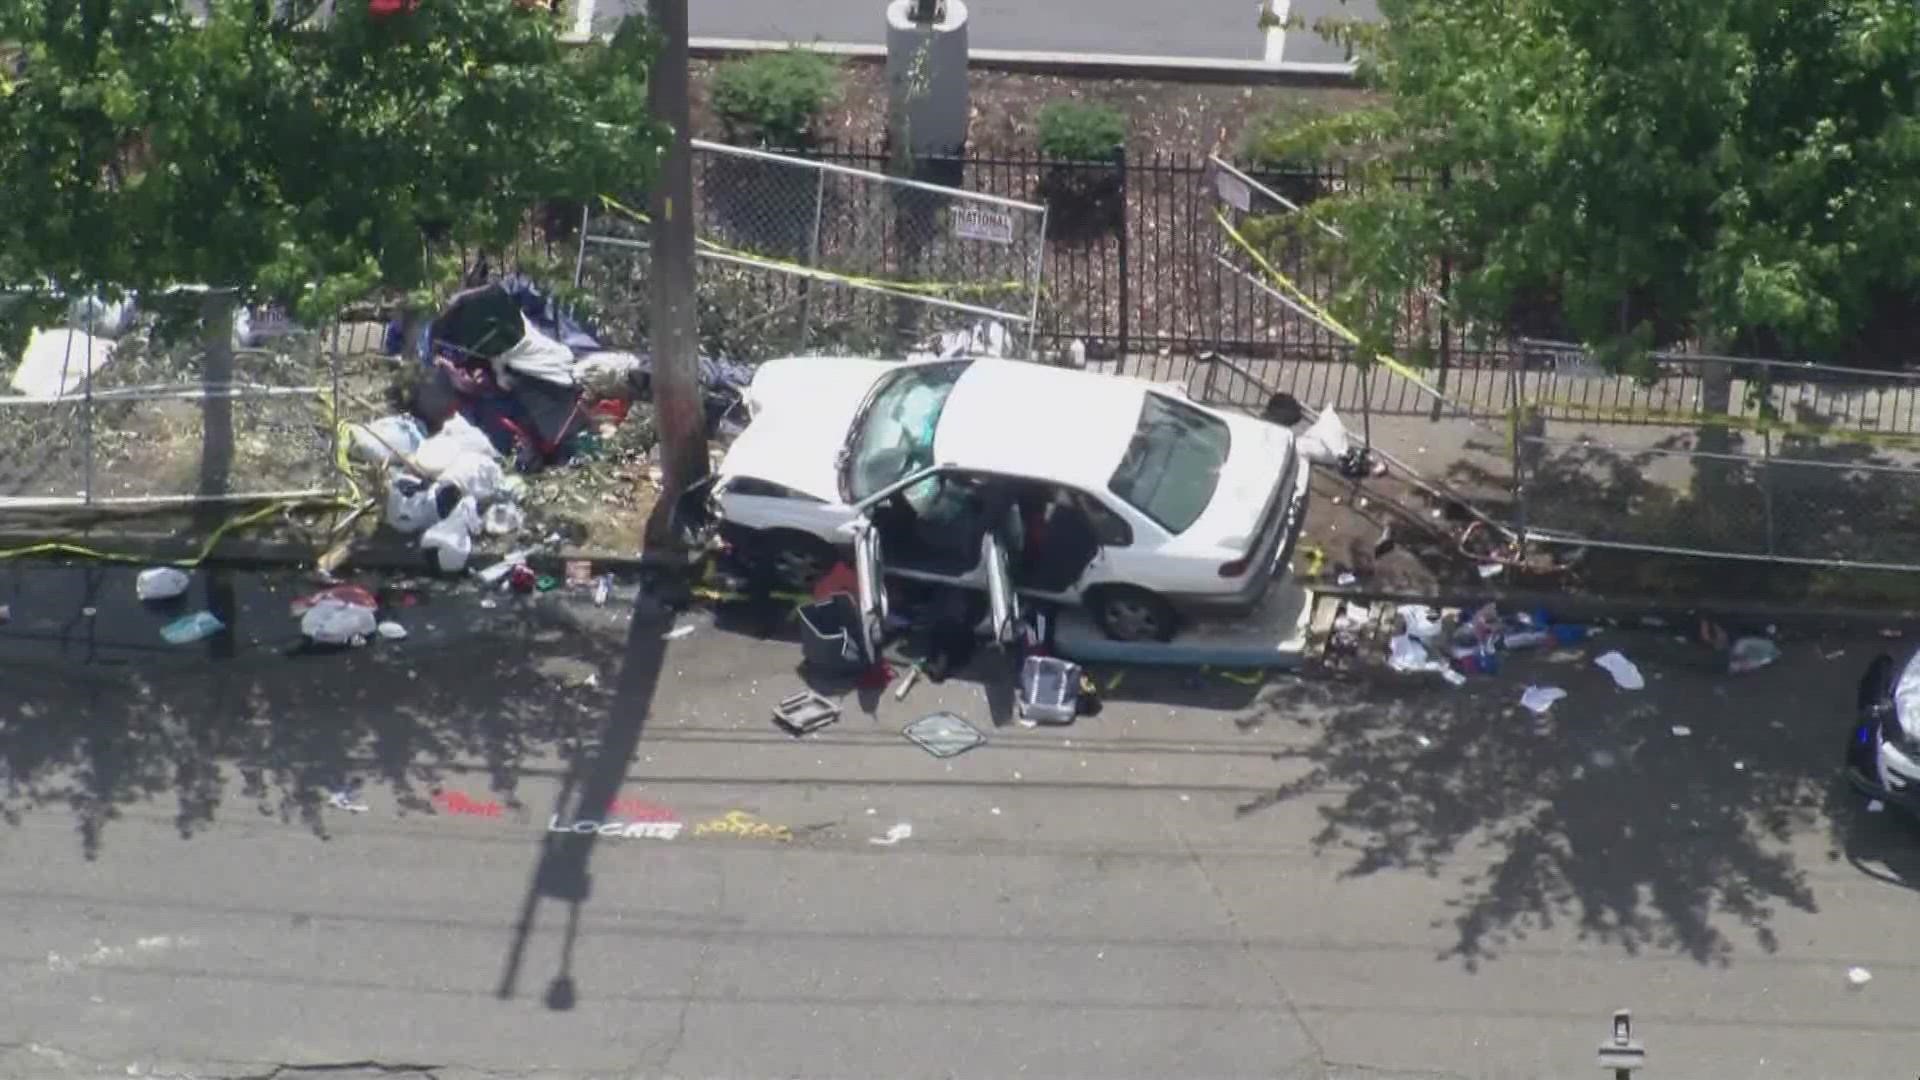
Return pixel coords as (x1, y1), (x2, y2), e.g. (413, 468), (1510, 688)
(491, 314), (576, 389)
(1520, 685), (1567, 714)
(1593, 650), (1645, 690)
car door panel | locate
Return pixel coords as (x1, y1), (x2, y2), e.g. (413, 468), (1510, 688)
(982, 531), (1020, 646)
(852, 521), (888, 662)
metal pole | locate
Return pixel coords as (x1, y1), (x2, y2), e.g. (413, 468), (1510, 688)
(1027, 204), (1049, 360)
(572, 202), (592, 290)
(1431, 166), (1452, 423)
(797, 166), (826, 351)
(80, 326), (94, 506)
(1115, 146), (1130, 361)
(1510, 347), (1529, 538)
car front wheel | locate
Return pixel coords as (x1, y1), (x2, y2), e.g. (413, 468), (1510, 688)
(750, 530), (839, 592)
(1088, 586), (1178, 643)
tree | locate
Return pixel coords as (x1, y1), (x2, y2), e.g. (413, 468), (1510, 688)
(642, 0), (707, 555)
(1251, 0), (1920, 371)
(0, 0), (664, 325)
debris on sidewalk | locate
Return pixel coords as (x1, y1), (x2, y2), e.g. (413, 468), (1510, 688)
(159, 611), (225, 645)
(893, 662), (923, 701)
(1868, 799), (1886, 813)
(1387, 634), (1468, 686)
(326, 788), (370, 813)
(1670, 724), (1693, 737)
(1396, 604), (1444, 642)
(135, 567), (191, 602)
(773, 690), (841, 734)
(904, 711), (987, 758)
(1519, 685), (1567, 714)
(1848, 966), (1873, 987)
(663, 623), (696, 641)
(1594, 650), (1646, 691)
(1729, 636), (1781, 674)
(868, 823), (913, 847)
(301, 599), (378, 647)
(290, 584), (377, 616)
(1016, 656), (1083, 727)
(1477, 562), (1505, 579)
(376, 621), (408, 641)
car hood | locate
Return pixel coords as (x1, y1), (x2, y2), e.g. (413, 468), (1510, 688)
(1171, 416), (1298, 553)
(720, 356), (897, 501)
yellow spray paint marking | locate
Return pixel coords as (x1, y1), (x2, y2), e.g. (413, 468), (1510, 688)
(1212, 668), (1268, 686)
(692, 810), (793, 843)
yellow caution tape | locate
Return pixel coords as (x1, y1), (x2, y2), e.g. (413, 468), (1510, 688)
(597, 195), (1029, 301)
(1212, 668), (1268, 686)
(1221, 212), (1920, 451)
(0, 387), (364, 568)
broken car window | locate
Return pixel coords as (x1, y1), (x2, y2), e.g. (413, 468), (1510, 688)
(846, 361), (969, 502)
(1106, 392), (1229, 535)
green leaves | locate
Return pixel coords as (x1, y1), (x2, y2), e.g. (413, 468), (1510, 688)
(1278, 0), (1920, 367)
(0, 0), (666, 321)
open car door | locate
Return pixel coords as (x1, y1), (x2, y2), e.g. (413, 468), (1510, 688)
(981, 531), (1021, 647)
(851, 519), (889, 664)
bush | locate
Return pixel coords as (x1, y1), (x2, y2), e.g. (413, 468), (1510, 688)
(710, 51), (841, 149)
(1036, 101), (1127, 161)
(1237, 100), (1342, 206)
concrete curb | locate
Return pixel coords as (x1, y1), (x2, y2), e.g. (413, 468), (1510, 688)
(672, 36), (1362, 86)
(1311, 580), (1920, 637)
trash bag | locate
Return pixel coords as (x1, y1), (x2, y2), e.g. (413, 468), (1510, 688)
(421, 495), (482, 573)
(301, 598), (378, 646)
(571, 350), (645, 399)
(348, 414), (427, 465)
(385, 472), (439, 535)
(135, 567), (191, 601)
(437, 451), (505, 503)
(1730, 636), (1781, 674)
(1298, 407), (1350, 465)
(413, 414), (500, 477)
(483, 502), (525, 537)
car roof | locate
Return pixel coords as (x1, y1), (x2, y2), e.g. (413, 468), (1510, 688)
(932, 359), (1167, 492)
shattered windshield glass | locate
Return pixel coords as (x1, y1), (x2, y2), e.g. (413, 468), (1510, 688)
(845, 360), (970, 502)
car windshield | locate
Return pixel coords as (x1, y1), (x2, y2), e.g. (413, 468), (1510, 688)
(1107, 392), (1230, 534)
(844, 360), (969, 501)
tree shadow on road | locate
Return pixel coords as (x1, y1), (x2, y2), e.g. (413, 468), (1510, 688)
(1232, 635), (1852, 969)
(0, 563), (633, 858)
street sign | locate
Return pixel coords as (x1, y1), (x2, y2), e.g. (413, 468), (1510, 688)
(953, 205), (1015, 245)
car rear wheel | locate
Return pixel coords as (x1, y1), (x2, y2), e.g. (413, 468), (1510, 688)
(1088, 586), (1178, 643)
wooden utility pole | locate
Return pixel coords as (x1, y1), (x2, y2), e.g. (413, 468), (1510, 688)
(643, 0), (708, 554)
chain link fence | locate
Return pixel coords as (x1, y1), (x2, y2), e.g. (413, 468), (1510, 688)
(575, 139), (1049, 364)
(1515, 343), (1920, 570)
(0, 291), (347, 513)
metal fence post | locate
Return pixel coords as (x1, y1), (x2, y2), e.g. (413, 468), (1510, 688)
(797, 166), (827, 351)
(1509, 350), (1530, 538)
(1115, 146), (1130, 361)
(1430, 167), (1452, 422)
(80, 327), (94, 506)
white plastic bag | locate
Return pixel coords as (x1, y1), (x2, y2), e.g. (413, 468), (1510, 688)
(437, 452), (505, 503)
(348, 414), (427, 465)
(421, 495), (482, 573)
(9, 327), (117, 399)
(135, 567), (191, 601)
(1397, 604), (1444, 642)
(413, 414), (499, 477)
(301, 598), (378, 646)
(572, 350), (644, 398)
(1297, 407), (1351, 465)
(483, 503), (525, 537)
(493, 316), (577, 388)
(384, 473), (439, 535)
(69, 295), (137, 340)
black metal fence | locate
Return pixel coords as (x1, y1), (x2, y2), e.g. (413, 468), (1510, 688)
(807, 140), (1422, 361)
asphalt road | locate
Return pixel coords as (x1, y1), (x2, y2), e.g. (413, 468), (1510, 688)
(586, 0), (1377, 66)
(4, 564), (1920, 1078)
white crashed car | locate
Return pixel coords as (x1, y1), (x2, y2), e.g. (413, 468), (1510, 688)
(689, 354), (1310, 642)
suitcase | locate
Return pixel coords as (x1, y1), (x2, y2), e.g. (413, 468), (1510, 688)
(1017, 655), (1082, 726)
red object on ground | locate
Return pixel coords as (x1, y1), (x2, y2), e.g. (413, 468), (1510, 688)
(508, 564), (538, 594)
(856, 661), (896, 691)
(589, 398), (631, 425)
(290, 584), (378, 615)
(813, 562), (858, 602)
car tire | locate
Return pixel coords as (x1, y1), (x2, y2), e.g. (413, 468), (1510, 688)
(752, 530), (840, 592)
(1088, 586), (1178, 643)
